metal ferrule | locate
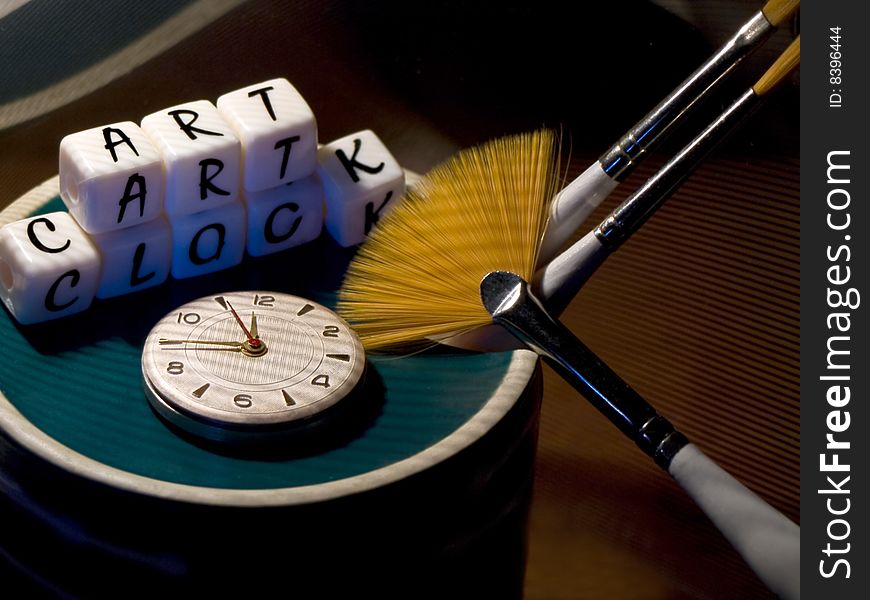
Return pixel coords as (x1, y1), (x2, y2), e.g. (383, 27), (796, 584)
(599, 10), (772, 181)
(480, 271), (689, 469)
(595, 86), (760, 249)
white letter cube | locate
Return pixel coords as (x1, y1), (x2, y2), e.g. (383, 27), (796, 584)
(141, 100), (241, 217)
(59, 121), (164, 234)
(317, 130), (405, 247)
(0, 212), (101, 324)
(170, 201), (246, 279)
(244, 175), (324, 257)
(217, 78), (318, 192)
(91, 217), (171, 299)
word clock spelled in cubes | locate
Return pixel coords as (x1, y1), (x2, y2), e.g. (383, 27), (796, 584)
(0, 78), (405, 324)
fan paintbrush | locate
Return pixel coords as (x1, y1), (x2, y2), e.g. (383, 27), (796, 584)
(337, 36), (800, 600)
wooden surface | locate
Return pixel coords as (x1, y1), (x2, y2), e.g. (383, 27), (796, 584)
(0, 1), (799, 597)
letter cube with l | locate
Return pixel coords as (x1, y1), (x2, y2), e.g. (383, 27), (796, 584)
(244, 176), (324, 257)
(91, 217), (171, 299)
(317, 130), (405, 247)
(170, 201), (246, 279)
(0, 212), (101, 324)
(141, 100), (241, 217)
(59, 121), (164, 234)
(217, 78), (318, 192)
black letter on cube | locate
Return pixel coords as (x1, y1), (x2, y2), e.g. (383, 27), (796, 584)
(103, 127), (139, 162)
(364, 191), (393, 235)
(27, 218), (70, 253)
(189, 223), (226, 265)
(45, 269), (80, 311)
(248, 86), (277, 121)
(274, 136), (301, 180)
(130, 243), (156, 286)
(265, 202), (302, 243)
(199, 159), (231, 200)
(168, 109), (223, 141)
(117, 173), (147, 223)
(336, 138), (384, 183)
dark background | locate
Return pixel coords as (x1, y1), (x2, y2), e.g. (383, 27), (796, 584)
(0, 1), (799, 597)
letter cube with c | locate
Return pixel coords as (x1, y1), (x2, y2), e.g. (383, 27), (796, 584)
(0, 212), (101, 324)
(217, 78), (318, 192)
(59, 121), (164, 234)
(141, 100), (241, 217)
(244, 175), (324, 257)
(317, 130), (405, 247)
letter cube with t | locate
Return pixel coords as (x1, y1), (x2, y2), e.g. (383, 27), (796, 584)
(91, 217), (171, 299)
(141, 100), (241, 217)
(0, 212), (101, 324)
(59, 122), (164, 234)
(170, 201), (246, 279)
(317, 130), (405, 247)
(217, 78), (318, 192)
(244, 175), (324, 257)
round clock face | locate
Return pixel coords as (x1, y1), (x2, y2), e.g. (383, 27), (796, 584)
(141, 291), (365, 443)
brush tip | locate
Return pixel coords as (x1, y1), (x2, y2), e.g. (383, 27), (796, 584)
(752, 35), (800, 96)
(762, 0), (799, 27)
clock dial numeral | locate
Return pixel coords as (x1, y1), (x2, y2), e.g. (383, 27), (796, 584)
(322, 325), (339, 338)
(233, 394), (253, 408)
(254, 294), (275, 307)
(326, 353), (350, 362)
(167, 361), (185, 375)
(311, 374), (331, 388)
(192, 383), (210, 398)
(176, 312), (201, 325)
(282, 390), (296, 406)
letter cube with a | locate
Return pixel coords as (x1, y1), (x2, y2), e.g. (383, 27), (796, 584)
(91, 217), (171, 299)
(170, 201), (246, 279)
(217, 78), (318, 192)
(59, 121), (164, 234)
(316, 130), (405, 247)
(0, 212), (101, 324)
(244, 175), (324, 257)
(141, 100), (241, 217)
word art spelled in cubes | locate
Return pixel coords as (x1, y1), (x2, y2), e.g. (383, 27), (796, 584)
(0, 78), (405, 324)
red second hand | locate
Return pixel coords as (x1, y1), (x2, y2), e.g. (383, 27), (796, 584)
(225, 300), (261, 348)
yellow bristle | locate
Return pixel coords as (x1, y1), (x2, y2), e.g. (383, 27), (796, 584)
(338, 130), (561, 350)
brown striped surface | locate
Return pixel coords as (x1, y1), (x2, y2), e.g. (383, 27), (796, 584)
(525, 155), (799, 599)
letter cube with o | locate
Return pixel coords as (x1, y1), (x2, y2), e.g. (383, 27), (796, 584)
(0, 212), (101, 324)
(244, 175), (324, 257)
(91, 217), (172, 299)
(170, 201), (246, 279)
(316, 130), (405, 247)
(141, 100), (241, 217)
(59, 121), (164, 234)
(217, 78), (318, 192)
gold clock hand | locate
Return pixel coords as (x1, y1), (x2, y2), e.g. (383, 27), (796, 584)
(159, 339), (243, 348)
(250, 312), (258, 339)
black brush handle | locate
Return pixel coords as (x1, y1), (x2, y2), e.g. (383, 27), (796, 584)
(480, 271), (688, 468)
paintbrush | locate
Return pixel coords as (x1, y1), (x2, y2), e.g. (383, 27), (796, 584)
(539, 0), (799, 262)
(338, 36), (800, 351)
(336, 37), (800, 600)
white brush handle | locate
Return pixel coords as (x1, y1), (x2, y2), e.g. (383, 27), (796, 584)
(669, 444), (800, 600)
(536, 229), (609, 315)
(538, 162), (617, 262)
